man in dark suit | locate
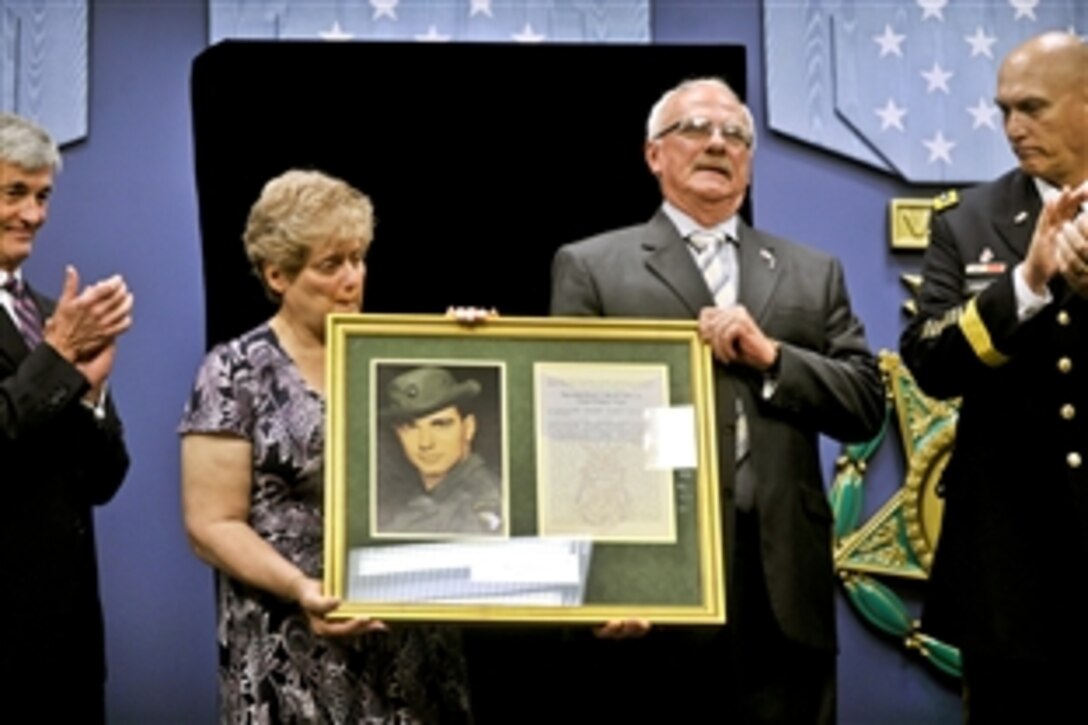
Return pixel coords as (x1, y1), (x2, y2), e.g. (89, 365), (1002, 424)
(899, 32), (1088, 722)
(550, 77), (883, 724)
(0, 113), (133, 721)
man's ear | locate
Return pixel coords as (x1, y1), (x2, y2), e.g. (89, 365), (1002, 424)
(464, 413), (477, 443)
(645, 139), (662, 177)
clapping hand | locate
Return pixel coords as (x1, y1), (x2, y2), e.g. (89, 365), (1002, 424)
(1053, 182), (1088, 298)
(44, 265), (133, 363)
(1023, 182), (1088, 294)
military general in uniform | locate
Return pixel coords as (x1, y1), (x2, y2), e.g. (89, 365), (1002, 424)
(378, 365), (504, 536)
(899, 32), (1088, 722)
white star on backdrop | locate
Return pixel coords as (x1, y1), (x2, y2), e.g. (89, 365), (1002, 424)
(916, 0), (947, 22)
(921, 62), (953, 94)
(319, 20), (353, 40)
(875, 99), (908, 131)
(205, 0), (654, 73)
(760, 0), (1083, 182)
(370, 0), (398, 21)
(469, 0), (493, 18)
(1009, 0), (1039, 21)
(512, 22), (545, 42)
(873, 24), (906, 57)
(966, 98), (1000, 130)
(415, 25), (451, 42)
(963, 27), (997, 58)
(923, 131), (956, 164)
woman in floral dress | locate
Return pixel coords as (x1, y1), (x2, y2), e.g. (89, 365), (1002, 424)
(179, 170), (471, 723)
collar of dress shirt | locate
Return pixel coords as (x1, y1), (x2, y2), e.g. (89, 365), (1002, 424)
(0, 268), (24, 320)
(661, 201), (739, 243)
(0, 268), (24, 288)
(1033, 176), (1088, 215)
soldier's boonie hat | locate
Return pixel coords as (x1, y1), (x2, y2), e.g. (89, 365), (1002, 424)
(382, 367), (480, 422)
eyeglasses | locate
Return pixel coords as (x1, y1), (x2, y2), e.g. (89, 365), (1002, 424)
(653, 116), (753, 148)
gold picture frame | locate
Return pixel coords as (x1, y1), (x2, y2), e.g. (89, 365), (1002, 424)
(324, 313), (725, 624)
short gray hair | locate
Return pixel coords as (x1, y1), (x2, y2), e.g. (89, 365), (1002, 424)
(0, 113), (62, 171)
(645, 77), (757, 152)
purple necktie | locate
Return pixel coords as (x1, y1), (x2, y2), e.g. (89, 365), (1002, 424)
(3, 278), (43, 349)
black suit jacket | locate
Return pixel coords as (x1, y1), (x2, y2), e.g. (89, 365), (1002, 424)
(0, 282), (129, 692)
(900, 169), (1088, 660)
(551, 210), (884, 650)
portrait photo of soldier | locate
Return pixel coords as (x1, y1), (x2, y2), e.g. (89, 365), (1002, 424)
(374, 363), (506, 538)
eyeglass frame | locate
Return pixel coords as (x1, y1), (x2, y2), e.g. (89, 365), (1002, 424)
(652, 116), (754, 149)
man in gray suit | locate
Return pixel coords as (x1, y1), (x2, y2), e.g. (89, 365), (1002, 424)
(550, 78), (883, 723)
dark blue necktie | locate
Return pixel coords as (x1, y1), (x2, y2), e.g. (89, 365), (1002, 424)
(3, 278), (43, 348)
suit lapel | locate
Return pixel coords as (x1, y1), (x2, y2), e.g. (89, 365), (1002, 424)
(643, 210), (716, 316)
(0, 308), (27, 367)
(990, 171), (1041, 260)
(736, 221), (782, 323)
(26, 282), (54, 319)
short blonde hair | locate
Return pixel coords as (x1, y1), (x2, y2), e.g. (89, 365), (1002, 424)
(243, 169), (374, 300)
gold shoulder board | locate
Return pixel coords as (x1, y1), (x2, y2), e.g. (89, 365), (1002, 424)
(932, 190), (959, 212)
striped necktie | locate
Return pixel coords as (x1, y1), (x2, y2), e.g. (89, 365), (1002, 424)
(687, 230), (735, 307)
(3, 278), (43, 348)
(687, 233), (755, 509)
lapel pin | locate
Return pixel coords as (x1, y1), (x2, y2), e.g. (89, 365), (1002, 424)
(759, 248), (776, 270)
(980, 247), (994, 263)
(1013, 210), (1029, 224)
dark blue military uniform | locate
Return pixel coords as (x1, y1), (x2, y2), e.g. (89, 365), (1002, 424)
(900, 168), (1088, 717)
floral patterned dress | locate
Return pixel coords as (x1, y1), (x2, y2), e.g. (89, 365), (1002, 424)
(179, 324), (471, 724)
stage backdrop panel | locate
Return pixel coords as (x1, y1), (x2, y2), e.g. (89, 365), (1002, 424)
(191, 40), (747, 349)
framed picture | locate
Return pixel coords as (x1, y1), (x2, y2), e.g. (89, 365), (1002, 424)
(324, 313), (724, 624)
(371, 359), (508, 540)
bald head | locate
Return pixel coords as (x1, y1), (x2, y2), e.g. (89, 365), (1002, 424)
(1004, 32), (1088, 86)
(996, 32), (1088, 187)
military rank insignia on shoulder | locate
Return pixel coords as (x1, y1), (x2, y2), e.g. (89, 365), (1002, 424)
(932, 189), (959, 212)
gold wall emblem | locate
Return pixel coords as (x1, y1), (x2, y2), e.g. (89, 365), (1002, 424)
(830, 351), (962, 677)
(890, 199), (933, 250)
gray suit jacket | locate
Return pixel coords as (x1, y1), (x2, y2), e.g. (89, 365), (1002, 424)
(550, 210), (883, 649)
